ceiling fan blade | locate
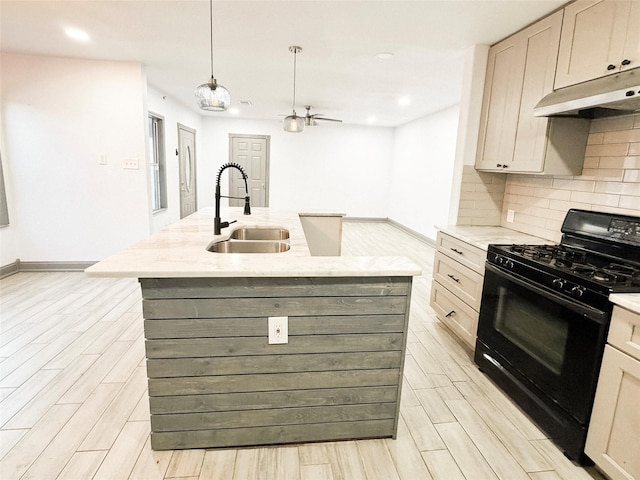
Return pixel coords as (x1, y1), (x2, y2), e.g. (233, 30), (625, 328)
(314, 117), (343, 123)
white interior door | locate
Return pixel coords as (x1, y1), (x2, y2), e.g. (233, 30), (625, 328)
(178, 124), (197, 218)
(229, 134), (269, 207)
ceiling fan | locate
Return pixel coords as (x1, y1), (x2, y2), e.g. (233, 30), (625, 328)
(282, 45), (343, 132)
(303, 105), (343, 127)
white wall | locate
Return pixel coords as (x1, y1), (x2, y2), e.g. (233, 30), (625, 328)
(388, 106), (460, 241)
(200, 118), (394, 218)
(146, 86), (203, 232)
(0, 53), (149, 263)
(0, 52), (460, 266)
(449, 45), (490, 223)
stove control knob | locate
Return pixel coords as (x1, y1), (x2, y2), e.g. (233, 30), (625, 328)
(552, 278), (565, 290)
(570, 286), (585, 298)
(495, 256), (513, 268)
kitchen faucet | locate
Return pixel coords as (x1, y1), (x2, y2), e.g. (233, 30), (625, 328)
(214, 162), (251, 235)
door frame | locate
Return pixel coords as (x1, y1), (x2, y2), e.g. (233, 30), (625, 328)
(228, 134), (270, 207)
(178, 123), (197, 218)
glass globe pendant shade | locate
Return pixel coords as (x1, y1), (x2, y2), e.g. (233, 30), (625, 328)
(283, 113), (304, 133)
(195, 77), (231, 111)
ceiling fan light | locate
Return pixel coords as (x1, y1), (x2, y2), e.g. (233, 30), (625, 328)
(283, 114), (304, 133)
(195, 77), (231, 111)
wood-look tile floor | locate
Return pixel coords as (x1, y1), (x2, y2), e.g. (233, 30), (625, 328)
(0, 221), (607, 480)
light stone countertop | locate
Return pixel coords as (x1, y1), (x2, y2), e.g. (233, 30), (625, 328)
(436, 225), (551, 251)
(85, 207), (421, 278)
(610, 293), (640, 315)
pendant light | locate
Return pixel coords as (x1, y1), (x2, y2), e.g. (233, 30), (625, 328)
(195, 0), (230, 111)
(283, 46), (304, 133)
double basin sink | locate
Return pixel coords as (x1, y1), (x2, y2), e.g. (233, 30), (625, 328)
(207, 227), (290, 254)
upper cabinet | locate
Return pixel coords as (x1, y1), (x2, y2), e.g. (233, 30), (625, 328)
(555, 0), (640, 89)
(475, 10), (590, 174)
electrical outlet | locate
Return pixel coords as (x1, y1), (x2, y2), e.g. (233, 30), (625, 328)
(123, 159), (139, 169)
(268, 316), (288, 344)
(507, 209), (515, 223)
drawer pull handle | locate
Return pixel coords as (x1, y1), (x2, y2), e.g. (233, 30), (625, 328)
(445, 310), (456, 318)
(450, 248), (464, 255)
(447, 274), (460, 283)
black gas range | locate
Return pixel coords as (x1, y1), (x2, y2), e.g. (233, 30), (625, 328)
(475, 209), (640, 463)
(487, 238), (640, 310)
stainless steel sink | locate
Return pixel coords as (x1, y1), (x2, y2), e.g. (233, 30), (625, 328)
(207, 240), (290, 254)
(229, 227), (290, 241)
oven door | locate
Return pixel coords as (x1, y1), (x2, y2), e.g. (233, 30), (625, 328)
(476, 262), (610, 423)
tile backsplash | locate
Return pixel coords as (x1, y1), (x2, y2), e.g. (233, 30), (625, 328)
(458, 113), (640, 242)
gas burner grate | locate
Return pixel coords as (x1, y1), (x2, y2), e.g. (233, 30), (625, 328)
(569, 262), (640, 286)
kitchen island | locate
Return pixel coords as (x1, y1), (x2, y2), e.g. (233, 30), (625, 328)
(85, 208), (420, 450)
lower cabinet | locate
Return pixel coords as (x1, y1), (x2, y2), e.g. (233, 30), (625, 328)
(430, 232), (486, 348)
(585, 306), (640, 480)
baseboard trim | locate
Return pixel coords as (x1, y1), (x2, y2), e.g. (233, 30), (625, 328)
(343, 216), (436, 247)
(1, 260), (97, 278)
(343, 216), (388, 223)
(0, 260), (20, 279)
(387, 219), (436, 247)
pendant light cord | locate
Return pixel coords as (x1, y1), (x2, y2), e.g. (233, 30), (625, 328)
(209, 0), (214, 79)
(291, 49), (297, 111)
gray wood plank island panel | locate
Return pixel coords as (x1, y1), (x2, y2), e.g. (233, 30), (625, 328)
(141, 275), (413, 451)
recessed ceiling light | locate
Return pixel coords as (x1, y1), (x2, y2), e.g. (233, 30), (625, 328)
(398, 97), (411, 107)
(65, 27), (90, 42)
(367, 116), (377, 124)
(375, 52), (394, 60)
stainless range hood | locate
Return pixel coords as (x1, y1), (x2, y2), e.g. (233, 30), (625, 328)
(534, 69), (640, 118)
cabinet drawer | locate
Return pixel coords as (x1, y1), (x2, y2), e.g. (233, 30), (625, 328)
(433, 252), (484, 311)
(430, 281), (478, 348)
(436, 233), (486, 274)
(608, 306), (640, 362)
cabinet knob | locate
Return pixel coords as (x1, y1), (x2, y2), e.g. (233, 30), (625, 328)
(607, 64), (617, 71)
(621, 59), (631, 66)
(502, 164), (508, 168)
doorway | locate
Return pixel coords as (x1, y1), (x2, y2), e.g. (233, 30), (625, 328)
(178, 124), (197, 218)
(228, 134), (270, 207)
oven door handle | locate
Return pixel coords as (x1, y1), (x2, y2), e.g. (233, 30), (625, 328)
(485, 263), (609, 324)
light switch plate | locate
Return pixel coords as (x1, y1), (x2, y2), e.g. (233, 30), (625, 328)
(268, 316), (288, 344)
(507, 209), (515, 223)
(123, 159), (139, 169)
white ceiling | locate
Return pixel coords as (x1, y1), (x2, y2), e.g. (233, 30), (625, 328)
(0, 0), (566, 127)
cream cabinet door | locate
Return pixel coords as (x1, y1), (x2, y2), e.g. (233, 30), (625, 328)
(510, 12), (562, 172)
(555, 0), (634, 89)
(474, 35), (523, 171)
(623, 1), (640, 73)
(585, 345), (640, 480)
(475, 11), (565, 173)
